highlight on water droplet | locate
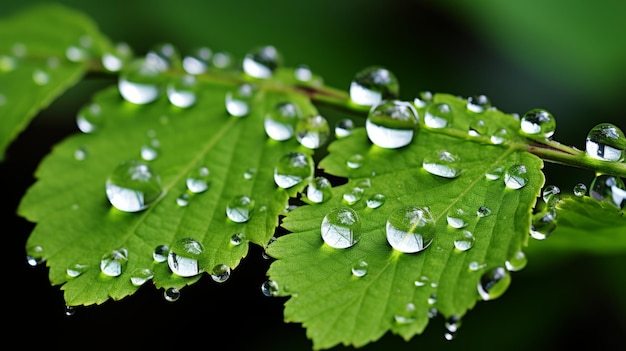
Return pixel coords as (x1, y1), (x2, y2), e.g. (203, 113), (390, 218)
(351, 260), (368, 277)
(164, 287), (180, 302)
(243, 45), (281, 79)
(186, 166), (211, 193)
(446, 207), (470, 228)
(167, 238), (205, 277)
(105, 160), (164, 212)
(306, 176), (332, 204)
(453, 230), (475, 252)
(321, 207), (362, 249)
(466, 94), (491, 113)
(505, 251), (527, 272)
(585, 123), (626, 162)
(477, 266), (511, 301)
(274, 152), (313, 189)
(118, 58), (165, 104)
(590, 174), (626, 209)
(424, 102), (453, 129)
(423, 150), (463, 179)
(264, 101), (302, 141)
(76, 102), (103, 133)
(210, 264), (231, 283)
(350, 66), (399, 106)
(226, 195), (255, 223)
(520, 108), (556, 138)
(335, 118), (355, 138)
(366, 100), (419, 149)
(366, 193), (386, 209)
(504, 164), (529, 190)
(225, 83), (255, 117)
(167, 74), (198, 108)
(296, 115), (330, 149)
(386, 206), (436, 254)
(100, 248), (129, 277)
(130, 268), (154, 286)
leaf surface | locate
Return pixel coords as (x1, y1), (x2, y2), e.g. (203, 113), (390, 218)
(267, 94), (545, 349)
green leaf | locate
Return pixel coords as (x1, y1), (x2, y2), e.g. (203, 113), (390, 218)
(267, 94), (545, 349)
(18, 70), (316, 306)
(0, 4), (112, 161)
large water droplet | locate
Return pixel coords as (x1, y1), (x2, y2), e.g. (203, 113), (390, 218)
(243, 45), (281, 79)
(130, 268), (154, 286)
(423, 150), (463, 178)
(466, 94), (491, 113)
(477, 267), (511, 301)
(520, 108), (556, 138)
(225, 83), (255, 117)
(306, 176), (332, 204)
(76, 102), (103, 133)
(118, 59), (165, 104)
(182, 46), (212, 75)
(100, 248), (129, 277)
(350, 66), (399, 106)
(186, 166), (211, 193)
(504, 164), (529, 189)
(590, 174), (626, 209)
(321, 207), (362, 249)
(274, 152), (313, 188)
(453, 230), (475, 251)
(226, 195), (255, 223)
(167, 74), (198, 108)
(264, 101), (302, 141)
(296, 115), (330, 149)
(585, 123), (626, 162)
(386, 206), (436, 253)
(424, 102), (453, 129)
(105, 160), (164, 212)
(366, 100), (419, 149)
(167, 238), (205, 277)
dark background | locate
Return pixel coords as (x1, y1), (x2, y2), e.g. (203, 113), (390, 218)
(3, 0), (625, 349)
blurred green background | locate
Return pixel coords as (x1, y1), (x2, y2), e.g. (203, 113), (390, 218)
(4, 0), (625, 349)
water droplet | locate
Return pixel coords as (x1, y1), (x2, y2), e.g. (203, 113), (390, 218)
(573, 183), (587, 197)
(413, 91), (433, 108)
(153, 245), (169, 262)
(342, 186), (364, 205)
(351, 260), (368, 277)
(74, 146), (88, 161)
(306, 176), (332, 204)
(321, 207), (362, 249)
(176, 193), (189, 207)
(366, 193), (386, 209)
(212, 51), (233, 69)
(76, 102), (103, 133)
(243, 168), (256, 180)
(394, 303), (416, 324)
(186, 166), (211, 193)
(530, 210), (557, 240)
(130, 268), (154, 286)
(65, 305), (76, 316)
(66, 45), (89, 62)
(0, 55), (17, 72)
(118, 59), (165, 104)
(423, 150), (462, 178)
(230, 232), (245, 246)
(243, 45), (281, 79)
(167, 238), (205, 277)
(542, 184), (561, 208)
(446, 208), (470, 228)
(146, 42), (180, 71)
(106, 160), (164, 212)
(100, 248), (129, 277)
(261, 279), (279, 297)
(140, 138), (160, 161)
(12, 43), (27, 57)
(335, 118), (355, 138)
(414, 275), (429, 287)
(294, 64), (313, 81)
(485, 166), (503, 180)
(210, 264), (231, 283)
(477, 267), (511, 301)
(264, 101), (302, 141)
(468, 119), (487, 137)
(366, 100), (419, 149)
(66, 263), (89, 278)
(520, 108), (556, 138)
(226, 195), (255, 223)
(296, 115), (330, 149)
(167, 74), (198, 108)
(466, 94), (491, 113)
(346, 154), (364, 169)
(453, 230), (475, 251)
(424, 102), (453, 129)
(477, 206), (492, 217)
(350, 66), (399, 106)
(102, 42), (133, 72)
(504, 164), (529, 189)
(32, 69), (49, 85)
(590, 174), (626, 209)
(164, 287), (180, 302)
(386, 206), (436, 253)
(505, 251), (527, 272)
(274, 152), (313, 188)
(585, 123), (626, 162)
(490, 128), (509, 144)
(444, 315), (462, 341)
(225, 83), (255, 117)
(182, 46), (212, 75)
(468, 261), (487, 271)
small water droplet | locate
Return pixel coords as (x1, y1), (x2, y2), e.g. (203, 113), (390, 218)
(294, 64), (313, 81)
(243, 45), (281, 79)
(261, 279), (279, 297)
(585, 123), (626, 162)
(394, 303), (416, 324)
(100, 248), (129, 277)
(466, 94), (491, 113)
(351, 260), (368, 277)
(264, 101), (302, 141)
(477, 267), (511, 301)
(167, 238), (205, 277)
(66, 263), (89, 278)
(504, 164), (529, 190)
(102, 41), (133, 72)
(12, 43), (27, 57)
(366, 100), (419, 148)
(130, 268), (154, 286)
(542, 184), (561, 208)
(230, 232), (245, 246)
(413, 91), (433, 108)
(153, 245), (169, 262)
(32, 69), (50, 85)
(424, 102), (453, 129)
(386, 206), (436, 253)
(243, 167), (256, 180)
(118, 58), (165, 104)
(477, 206), (492, 217)
(520, 108), (556, 138)
(446, 208), (470, 228)
(444, 315), (462, 341)
(225, 83), (255, 117)
(167, 74), (198, 108)
(490, 128), (509, 144)
(335, 118), (355, 138)
(74, 146), (88, 161)
(306, 176), (332, 204)
(210, 264), (231, 283)
(468, 261), (487, 271)
(226, 195), (255, 223)
(428, 293), (438, 305)
(350, 66), (399, 106)
(468, 119), (487, 137)
(505, 251), (527, 272)
(366, 193), (386, 209)
(423, 150), (462, 178)
(65, 305), (76, 316)
(186, 166), (211, 193)
(321, 207), (362, 249)
(212, 51), (233, 69)
(453, 230), (475, 251)
(164, 287), (180, 302)
(414, 275), (429, 287)
(106, 160), (164, 212)
(146, 42), (180, 71)
(296, 115), (330, 149)
(76, 102), (103, 133)
(530, 210), (557, 240)
(346, 154), (364, 169)
(590, 174), (626, 209)
(66, 45), (89, 62)
(0, 55), (17, 72)
(274, 152), (313, 188)
(485, 166), (503, 180)
(176, 192), (190, 207)
(140, 138), (160, 161)
(573, 183), (587, 197)
(182, 46), (212, 75)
